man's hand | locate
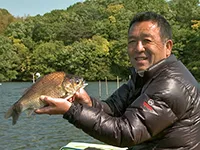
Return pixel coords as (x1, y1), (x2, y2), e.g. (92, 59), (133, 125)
(35, 95), (72, 115)
(73, 88), (92, 107)
(35, 88), (92, 115)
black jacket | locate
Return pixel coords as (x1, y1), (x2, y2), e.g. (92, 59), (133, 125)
(64, 55), (200, 150)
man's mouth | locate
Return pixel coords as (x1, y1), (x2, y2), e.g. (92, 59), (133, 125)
(135, 57), (148, 61)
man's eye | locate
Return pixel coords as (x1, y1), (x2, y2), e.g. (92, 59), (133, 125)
(143, 39), (151, 43)
(128, 40), (136, 44)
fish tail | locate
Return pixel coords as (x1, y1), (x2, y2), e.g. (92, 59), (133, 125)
(4, 104), (22, 125)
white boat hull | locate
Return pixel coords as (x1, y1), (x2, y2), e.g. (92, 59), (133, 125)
(60, 142), (127, 150)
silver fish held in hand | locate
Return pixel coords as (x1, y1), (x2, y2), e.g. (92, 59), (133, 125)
(4, 72), (87, 125)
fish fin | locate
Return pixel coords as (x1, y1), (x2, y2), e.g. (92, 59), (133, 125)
(4, 105), (21, 125)
(26, 109), (35, 117)
(4, 106), (13, 119)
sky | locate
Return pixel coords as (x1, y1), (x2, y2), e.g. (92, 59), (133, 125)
(0, 0), (84, 17)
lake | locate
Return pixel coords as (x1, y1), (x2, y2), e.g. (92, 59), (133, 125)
(0, 81), (124, 150)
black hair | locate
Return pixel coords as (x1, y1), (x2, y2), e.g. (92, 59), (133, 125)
(129, 12), (172, 41)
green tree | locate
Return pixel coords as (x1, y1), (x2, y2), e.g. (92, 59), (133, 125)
(10, 37), (32, 81)
(181, 25), (200, 81)
(5, 19), (35, 39)
(0, 0), (199, 81)
(59, 35), (115, 80)
(168, 0), (200, 81)
(109, 39), (130, 79)
(0, 9), (15, 34)
(0, 35), (20, 81)
(31, 41), (65, 75)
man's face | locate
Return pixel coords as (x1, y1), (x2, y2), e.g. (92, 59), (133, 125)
(128, 21), (172, 71)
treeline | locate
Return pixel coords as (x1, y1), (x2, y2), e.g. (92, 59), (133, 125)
(0, 0), (200, 82)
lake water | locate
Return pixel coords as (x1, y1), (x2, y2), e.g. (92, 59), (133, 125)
(0, 81), (124, 150)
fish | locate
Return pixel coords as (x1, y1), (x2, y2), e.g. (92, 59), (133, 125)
(4, 72), (87, 125)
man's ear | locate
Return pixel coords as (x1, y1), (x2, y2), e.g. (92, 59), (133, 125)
(165, 39), (173, 57)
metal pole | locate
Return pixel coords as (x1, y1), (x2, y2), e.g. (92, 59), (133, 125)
(105, 77), (108, 96)
(117, 76), (119, 88)
(99, 80), (101, 99)
(33, 73), (35, 83)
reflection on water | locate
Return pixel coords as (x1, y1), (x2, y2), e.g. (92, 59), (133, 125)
(0, 81), (124, 150)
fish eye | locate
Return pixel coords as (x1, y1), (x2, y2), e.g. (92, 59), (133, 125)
(75, 79), (80, 84)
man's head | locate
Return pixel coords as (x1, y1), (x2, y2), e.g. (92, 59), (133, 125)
(128, 11), (173, 72)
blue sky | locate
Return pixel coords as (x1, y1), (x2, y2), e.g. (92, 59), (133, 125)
(0, 0), (84, 17)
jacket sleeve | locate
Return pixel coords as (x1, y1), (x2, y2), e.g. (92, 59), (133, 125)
(63, 90), (178, 147)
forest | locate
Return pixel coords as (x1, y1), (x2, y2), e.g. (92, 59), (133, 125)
(0, 0), (200, 82)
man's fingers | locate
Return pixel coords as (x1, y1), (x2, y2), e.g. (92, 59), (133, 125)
(67, 95), (75, 103)
(40, 95), (55, 104)
(35, 106), (52, 114)
(35, 95), (71, 115)
(35, 95), (55, 114)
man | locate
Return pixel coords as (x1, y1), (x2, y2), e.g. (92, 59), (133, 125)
(35, 12), (200, 149)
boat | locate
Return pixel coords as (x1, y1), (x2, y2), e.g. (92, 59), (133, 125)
(60, 142), (127, 150)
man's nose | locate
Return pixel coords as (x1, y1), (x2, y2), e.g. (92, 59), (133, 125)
(135, 41), (145, 52)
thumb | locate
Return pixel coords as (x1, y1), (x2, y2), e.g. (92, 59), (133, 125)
(35, 106), (52, 114)
(40, 95), (55, 105)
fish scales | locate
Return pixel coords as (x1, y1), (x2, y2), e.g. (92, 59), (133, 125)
(20, 72), (66, 111)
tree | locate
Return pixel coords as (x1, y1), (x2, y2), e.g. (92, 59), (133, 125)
(181, 23), (200, 81)
(0, 9), (15, 34)
(59, 35), (115, 80)
(0, 36), (20, 81)
(0, 0), (199, 81)
(31, 41), (65, 76)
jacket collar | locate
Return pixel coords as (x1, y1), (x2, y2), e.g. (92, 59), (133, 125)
(131, 54), (177, 82)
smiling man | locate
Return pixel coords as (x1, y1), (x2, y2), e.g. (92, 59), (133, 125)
(127, 16), (172, 73)
(36, 12), (200, 150)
